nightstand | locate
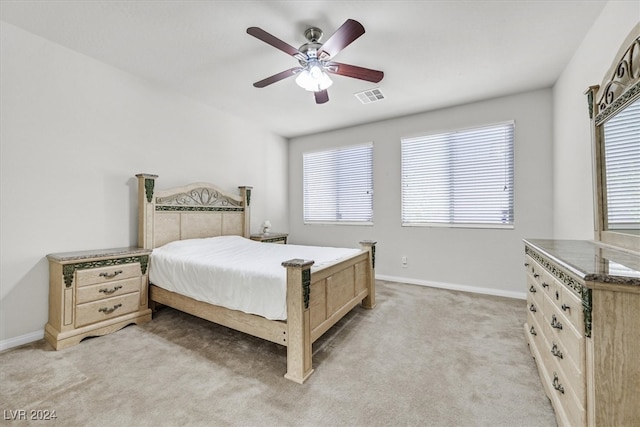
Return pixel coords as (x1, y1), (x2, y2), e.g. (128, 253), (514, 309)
(250, 232), (288, 244)
(45, 247), (152, 350)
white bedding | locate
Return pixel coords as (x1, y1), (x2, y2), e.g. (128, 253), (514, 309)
(149, 235), (361, 320)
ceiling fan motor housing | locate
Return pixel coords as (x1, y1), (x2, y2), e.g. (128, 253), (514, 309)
(298, 27), (324, 63)
(304, 27), (323, 43)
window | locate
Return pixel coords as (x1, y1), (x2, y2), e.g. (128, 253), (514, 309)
(303, 143), (373, 224)
(602, 97), (640, 230)
(401, 122), (514, 228)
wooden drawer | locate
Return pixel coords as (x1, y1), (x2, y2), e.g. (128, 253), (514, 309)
(76, 292), (140, 328)
(526, 309), (545, 353)
(525, 256), (544, 287)
(526, 272), (544, 309)
(526, 297), (542, 325)
(547, 334), (585, 403)
(540, 345), (585, 427)
(527, 290), (544, 334)
(539, 269), (560, 306)
(76, 263), (142, 287)
(554, 282), (584, 335)
(532, 263), (565, 318)
(546, 311), (582, 364)
(76, 276), (141, 304)
(541, 303), (584, 374)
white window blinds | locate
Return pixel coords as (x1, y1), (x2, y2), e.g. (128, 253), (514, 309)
(401, 122), (514, 227)
(303, 143), (373, 223)
(603, 97), (640, 230)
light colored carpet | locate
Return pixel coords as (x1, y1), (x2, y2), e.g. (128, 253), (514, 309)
(1, 281), (556, 426)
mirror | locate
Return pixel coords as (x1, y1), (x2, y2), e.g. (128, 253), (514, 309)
(601, 96), (639, 235)
(587, 24), (640, 252)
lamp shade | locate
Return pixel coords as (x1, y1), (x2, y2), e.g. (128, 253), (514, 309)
(295, 64), (333, 92)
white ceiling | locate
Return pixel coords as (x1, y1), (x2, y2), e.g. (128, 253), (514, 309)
(1, 1), (607, 138)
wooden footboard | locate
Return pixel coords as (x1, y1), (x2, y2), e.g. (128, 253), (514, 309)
(282, 240), (376, 383)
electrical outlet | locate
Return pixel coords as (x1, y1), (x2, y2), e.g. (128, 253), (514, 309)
(401, 256), (408, 267)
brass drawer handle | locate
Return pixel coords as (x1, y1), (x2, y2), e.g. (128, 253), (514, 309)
(551, 343), (564, 359)
(529, 326), (537, 336)
(529, 304), (537, 313)
(99, 285), (123, 295)
(98, 303), (122, 314)
(533, 273), (540, 278)
(529, 285), (537, 293)
(551, 314), (563, 330)
(552, 373), (565, 394)
(561, 304), (571, 312)
(99, 270), (123, 279)
(542, 282), (549, 289)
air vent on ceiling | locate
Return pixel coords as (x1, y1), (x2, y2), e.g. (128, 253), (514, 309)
(355, 88), (385, 104)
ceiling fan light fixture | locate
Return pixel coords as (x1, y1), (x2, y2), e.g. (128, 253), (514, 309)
(295, 63), (333, 92)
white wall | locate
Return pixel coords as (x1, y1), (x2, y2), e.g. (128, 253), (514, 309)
(552, 2), (639, 239)
(0, 22), (288, 347)
(289, 89), (554, 297)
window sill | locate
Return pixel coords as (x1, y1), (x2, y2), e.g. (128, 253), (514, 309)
(402, 222), (514, 230)
(304, 221), (374, 226)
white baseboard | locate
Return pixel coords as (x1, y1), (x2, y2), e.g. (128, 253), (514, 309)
(376, 274), (526, 300)
(0, 330), (44, 352)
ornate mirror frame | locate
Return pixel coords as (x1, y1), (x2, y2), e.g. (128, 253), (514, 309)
(586, 23), (640, 253)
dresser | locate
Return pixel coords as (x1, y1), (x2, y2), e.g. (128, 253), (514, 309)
(45, 247), (153, 350)
(523, 239), (640, 426)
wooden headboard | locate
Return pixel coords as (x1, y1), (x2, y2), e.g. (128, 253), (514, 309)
(136, 174), (252, 249)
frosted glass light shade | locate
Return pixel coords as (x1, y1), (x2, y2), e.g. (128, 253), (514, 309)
(295, 64), (333, 92)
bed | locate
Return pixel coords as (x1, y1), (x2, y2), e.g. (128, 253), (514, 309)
(136, 173), (376, 383)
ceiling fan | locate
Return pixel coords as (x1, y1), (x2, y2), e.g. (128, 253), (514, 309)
(247, 19), (384, 104)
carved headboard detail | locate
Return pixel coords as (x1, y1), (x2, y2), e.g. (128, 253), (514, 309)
(156, 187), (244, 208)
(136, 174), (252, 249)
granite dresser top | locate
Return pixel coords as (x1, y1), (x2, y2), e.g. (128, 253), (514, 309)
(47, 247), (151, 263)
(524, 239), (640, 286)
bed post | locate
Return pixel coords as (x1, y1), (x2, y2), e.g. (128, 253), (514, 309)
(238, 186), (252, 238)
(282, 258), (315, 384)
(359, 240), (377, 309)
(136, 173), (158, 249)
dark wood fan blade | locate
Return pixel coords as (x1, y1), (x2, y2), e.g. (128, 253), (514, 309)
(325, 62), (384, 83)
(314, 90), (329, 104)
(317, 19), (365, 59)
(253, 67), (302, 88)
(247, 27), (302, 57)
